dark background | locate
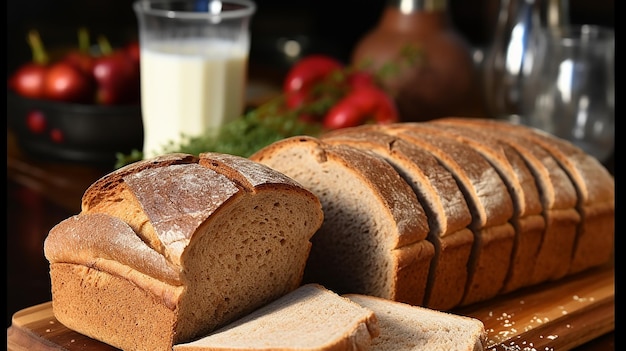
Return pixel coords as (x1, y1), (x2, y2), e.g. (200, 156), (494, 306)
(6, 0), (615, 78)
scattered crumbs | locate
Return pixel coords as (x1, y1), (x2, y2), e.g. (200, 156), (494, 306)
(503, 319), (515, 327)
(566, 324), (572, 328)
(45, 329), (51, 333)
(519, 300), (525, 305)
(488, 310), (494, 317)
(70, 339), (75, 343)
(547, 335), (559, 340)
(48, 320), (55, 325)
(572, 295), (595, 303)
(561, 310), (568, 315)
(497, 312), (514, 320)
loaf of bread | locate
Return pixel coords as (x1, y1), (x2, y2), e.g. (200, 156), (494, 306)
(43, 152), (324, 351)
(251, 117), (614, 310)
(173, 284), (380, 351)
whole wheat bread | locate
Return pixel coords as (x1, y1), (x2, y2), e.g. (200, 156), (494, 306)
(379, 123), (516, 306)
(406, 122), (546, 293)
(346, 294), (487, 351)
(321, 128), (474, 310)
(44, 152), (324, 351)
(250, 136), (435, 306)
(173, 284), (380, 351)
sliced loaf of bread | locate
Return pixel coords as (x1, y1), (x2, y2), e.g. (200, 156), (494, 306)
(321, 128), (475, 310)
(408, 122), (546, 293)
(173, 284), (380, 351)
(431, 118), (587, 283)
(380, 123), (516, 306)
(346, 294), (487, 351)
(250, 136), (435, 305)
(468, 120), (615, 274)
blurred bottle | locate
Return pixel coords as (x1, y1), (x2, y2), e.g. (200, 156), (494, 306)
(482, 0), (569, 120)
(351, 0), (484, 122)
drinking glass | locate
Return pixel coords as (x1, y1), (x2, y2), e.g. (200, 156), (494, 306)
(520, 25), (614, 163)
(133, 0), (256, 157)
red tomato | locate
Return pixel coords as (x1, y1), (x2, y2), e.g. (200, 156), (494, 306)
(323, 86), (398, 130)
(283, 55), (343, 94)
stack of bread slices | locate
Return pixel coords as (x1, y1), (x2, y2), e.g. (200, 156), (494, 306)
(250, 117), (615, 310)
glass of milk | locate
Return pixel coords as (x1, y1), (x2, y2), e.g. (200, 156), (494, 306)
(133, 0), (256, 157)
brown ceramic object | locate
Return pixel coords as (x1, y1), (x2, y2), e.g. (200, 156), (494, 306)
(351, 0), (485, 122)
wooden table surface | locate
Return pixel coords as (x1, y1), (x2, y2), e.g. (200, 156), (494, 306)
(6, 127), (615, 350)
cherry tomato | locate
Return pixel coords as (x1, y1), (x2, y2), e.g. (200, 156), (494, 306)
(323, 86), (399, 130)
(283, 55), (343, 95)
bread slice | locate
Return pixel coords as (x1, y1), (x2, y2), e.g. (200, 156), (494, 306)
(321, 128), (475, 310)
(379, 124), (516, 306)
(411, 122), (546, 293)
(250, 136), (435, 305)
(345, 294), (487, 351)
(173, 284), (380, 351)
(45, 152), (324, 351)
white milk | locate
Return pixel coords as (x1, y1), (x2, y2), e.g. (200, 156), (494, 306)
(140, 40), (247, 157)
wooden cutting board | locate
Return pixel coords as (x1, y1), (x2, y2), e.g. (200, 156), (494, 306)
(7, 263), (614, 351)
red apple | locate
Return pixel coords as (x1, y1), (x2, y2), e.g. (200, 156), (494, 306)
(63, 51), (96, 74)
(9, 63), (48, 99)
(92, 50), (140, 105)
(125, 40), (140, 64)
(44, 61), (95, 103)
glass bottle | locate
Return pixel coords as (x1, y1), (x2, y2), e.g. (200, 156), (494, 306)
(481, 0), (569, 120)
(351, 0), (484, 122)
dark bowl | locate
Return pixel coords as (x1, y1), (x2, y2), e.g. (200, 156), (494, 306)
(8, 91), (144, 168)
